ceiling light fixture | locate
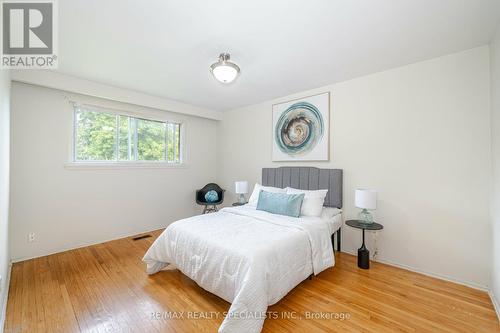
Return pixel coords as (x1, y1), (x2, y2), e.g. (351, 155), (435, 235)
(210, 53), (240, 84)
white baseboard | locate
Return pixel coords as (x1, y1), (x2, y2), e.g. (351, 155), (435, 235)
(0, 262), (12, 333)
(340, 249), (488, 291)
(11, 226), (166, 263)
(490, 290), (500, 322)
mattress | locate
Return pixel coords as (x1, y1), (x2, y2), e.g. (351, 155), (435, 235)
(329, 213), (343, 234)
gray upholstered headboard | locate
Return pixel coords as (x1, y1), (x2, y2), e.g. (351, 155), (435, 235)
(262, 167), (343, 208)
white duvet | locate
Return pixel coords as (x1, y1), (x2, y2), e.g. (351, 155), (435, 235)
(143, 206), (335, 333)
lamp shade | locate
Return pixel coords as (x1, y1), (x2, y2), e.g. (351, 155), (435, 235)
(235, 181), (249, 194)
(355, 189), (377, 210)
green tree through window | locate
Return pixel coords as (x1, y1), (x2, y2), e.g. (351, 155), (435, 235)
(74, 107), (181, 163)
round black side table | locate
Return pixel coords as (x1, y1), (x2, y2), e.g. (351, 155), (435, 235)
(345, 220), (383, 269)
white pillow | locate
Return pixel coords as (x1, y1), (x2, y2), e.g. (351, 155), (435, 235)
(247, 183), (286, 207)
(286, 188), (328, 217)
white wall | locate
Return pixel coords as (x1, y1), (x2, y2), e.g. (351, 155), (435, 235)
(217, 46), (492, 288)
(0, 70), (11, 326)
(490, 23), (500, 313)
(9, 83), (218, 261)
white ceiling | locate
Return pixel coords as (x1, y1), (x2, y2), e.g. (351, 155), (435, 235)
(58, 0), (500, 112)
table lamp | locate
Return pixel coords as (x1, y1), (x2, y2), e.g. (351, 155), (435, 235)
(355, 189), (377, 224)
(235, 181), (249, 204)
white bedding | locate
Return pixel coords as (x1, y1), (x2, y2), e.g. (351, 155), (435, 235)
(327, 213), (343, 235)
(143, 205), (337, 333)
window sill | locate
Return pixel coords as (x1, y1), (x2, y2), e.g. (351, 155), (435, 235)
(64, 162), (188, 170)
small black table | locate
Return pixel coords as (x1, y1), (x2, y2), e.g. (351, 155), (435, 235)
(232, 202), (247, 206)
(345, 220), (383, 269)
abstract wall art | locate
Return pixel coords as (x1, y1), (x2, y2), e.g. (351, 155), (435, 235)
(272, 92), (329, 161)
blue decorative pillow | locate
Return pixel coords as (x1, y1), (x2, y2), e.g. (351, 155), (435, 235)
(256, 190), (305, 218)
(205, 190), (219, 203)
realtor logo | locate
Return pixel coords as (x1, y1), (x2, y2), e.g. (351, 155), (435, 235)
(1, 0), (58, 68)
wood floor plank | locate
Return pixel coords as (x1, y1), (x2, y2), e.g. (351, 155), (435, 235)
(4, 229), (500, 333)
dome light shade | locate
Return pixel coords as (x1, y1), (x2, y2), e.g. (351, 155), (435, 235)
(210, 53), (240, 83)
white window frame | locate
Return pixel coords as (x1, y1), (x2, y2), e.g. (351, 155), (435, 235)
(66, 103), (187, 169)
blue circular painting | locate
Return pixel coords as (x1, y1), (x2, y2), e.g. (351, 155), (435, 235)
(275, 102), (324, 155)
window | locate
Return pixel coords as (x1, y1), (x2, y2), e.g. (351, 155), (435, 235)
(73, 106), (182, 163)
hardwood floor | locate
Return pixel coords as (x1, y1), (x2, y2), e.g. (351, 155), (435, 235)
(4, 229), (500, 333)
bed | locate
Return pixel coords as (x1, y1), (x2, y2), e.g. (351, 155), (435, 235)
(143, 167), (343, 333)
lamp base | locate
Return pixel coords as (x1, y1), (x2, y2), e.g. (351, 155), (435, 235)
(238, 194), (246, 204)
(358, 209), (373, 224)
